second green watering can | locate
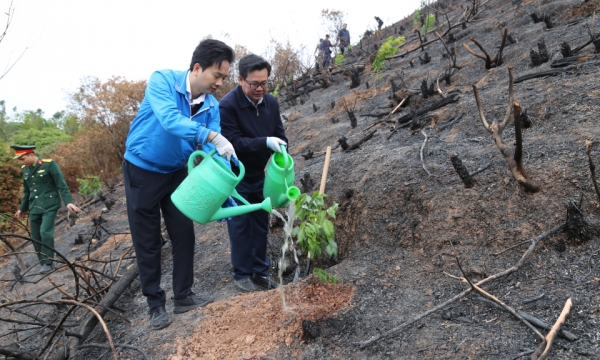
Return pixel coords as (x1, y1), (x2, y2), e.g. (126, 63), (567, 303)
(263, 144), (301, 208)
(171, 150), (272, 224)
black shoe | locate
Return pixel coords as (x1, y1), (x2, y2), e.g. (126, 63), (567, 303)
(234, 278), (259, 292)
(252, 274), (280, 290)
(148, 306), (171, 330)
(173, 294), (212, 314)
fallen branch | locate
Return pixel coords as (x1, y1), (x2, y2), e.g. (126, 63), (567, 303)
(437, 113), (464, 131)
(354, 222), (565, 349)
(396, 94), (460, 124)
(476, 296), (578, 341)
(347, 130), (377, 151)
(531, 298), (573, 360)
(586, 140), (600, 203)
(420, 130), (431, 177)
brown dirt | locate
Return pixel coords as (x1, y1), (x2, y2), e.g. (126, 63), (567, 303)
(170, 281), (354, 360)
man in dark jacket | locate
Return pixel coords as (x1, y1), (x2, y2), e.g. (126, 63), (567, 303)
(220, 54), (288, 292)
(320, 35), (333, 69)
(337, 23), (350, 55)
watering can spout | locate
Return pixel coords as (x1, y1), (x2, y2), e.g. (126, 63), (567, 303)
(209, 198), (272, 223)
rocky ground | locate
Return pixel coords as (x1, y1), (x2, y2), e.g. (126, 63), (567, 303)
(1, 0), (600, 359)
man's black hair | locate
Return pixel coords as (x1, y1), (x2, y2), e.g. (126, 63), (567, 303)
(190, 39), (235, 71)
(238, 54), (272, 79)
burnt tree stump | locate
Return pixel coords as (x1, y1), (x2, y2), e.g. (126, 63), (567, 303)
(313, 103), (319, 113)
(530, 39), (550, 66)
(300, 172), (315, 192)
(338, 136), (349, 150)
(421, 79), (436, 99)
(419, 52), (431, 64)
(302, 150), (314, 160)
(331, 117), (339, 124)
(560, 42), (572, 58)
(521, 109), (532, 128)
(350, 68), (361, 89)
(450, 152), (475, 188)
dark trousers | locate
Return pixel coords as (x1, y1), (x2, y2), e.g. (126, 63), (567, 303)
(123, 160), (195, 309)
(227, 178), (270, 280)
(29, 210), (57, 265)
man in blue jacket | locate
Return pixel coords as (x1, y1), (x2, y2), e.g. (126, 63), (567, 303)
(123, 39), (236, 330)
(220, 54), (287, 292)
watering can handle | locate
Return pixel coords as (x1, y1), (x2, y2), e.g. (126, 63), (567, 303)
(187, 149), (245, 181)
(280, 144), (289, 188)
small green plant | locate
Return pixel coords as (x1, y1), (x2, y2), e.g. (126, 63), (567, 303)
(413, 10), (421, 26)
(314, 267), (339, 284)
(335, 52), (346, 66)
(371, 36), (406, 74)
(293, 191), (339, 260)
(77, 175), (102, 197)
(422, 13), (436, 34)
(293, 191), (339, 285)
(269, 83), (280, 97)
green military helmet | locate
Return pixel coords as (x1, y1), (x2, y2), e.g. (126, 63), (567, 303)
(10, 145), (36, 159)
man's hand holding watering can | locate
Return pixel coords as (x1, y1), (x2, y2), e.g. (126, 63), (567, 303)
(209, 132), (239, 166)
(266, 137), (286, 153)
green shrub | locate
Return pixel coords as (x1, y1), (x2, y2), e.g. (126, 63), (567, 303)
(335, 52), (345, 66)
(269, 84), (280, 97)
(77, 175), (102, 196)
(413, 10), (421, 26)
(371, 36), (406, 74)
(422, 13), (436, 34)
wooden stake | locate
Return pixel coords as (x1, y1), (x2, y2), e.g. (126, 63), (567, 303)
(319, 146), (332, 195)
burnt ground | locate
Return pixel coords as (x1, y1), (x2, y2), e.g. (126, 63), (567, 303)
(2, 0), (600, 359)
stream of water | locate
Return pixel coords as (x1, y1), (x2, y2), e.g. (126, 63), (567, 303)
(272, 203), (298, 311)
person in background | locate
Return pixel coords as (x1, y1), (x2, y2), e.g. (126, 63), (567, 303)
(320, 35), (333, 69)
(375, 16), (384, 30)
(219, 54), (288, 292)
(314, 38), (324, 70)
(12, 145), (80, 273)
(337, 23), (350, 55)
(123, 39), (237, 330)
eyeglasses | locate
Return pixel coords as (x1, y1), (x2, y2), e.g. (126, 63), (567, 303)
(246, 80), (268, 89)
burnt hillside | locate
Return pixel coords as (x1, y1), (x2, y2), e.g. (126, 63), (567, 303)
(1, 0), (600, 359)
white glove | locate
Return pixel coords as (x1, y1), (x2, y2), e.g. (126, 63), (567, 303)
(210, 134), (237, 162)
(266, 137), (286, 153)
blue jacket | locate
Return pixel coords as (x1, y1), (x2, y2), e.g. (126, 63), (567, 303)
(124, 69), (220, 173)
(220, 86), (288, 183)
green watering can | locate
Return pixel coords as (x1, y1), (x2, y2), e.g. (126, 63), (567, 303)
(171, 150), (272, 224)
(263, 144), (301, 208)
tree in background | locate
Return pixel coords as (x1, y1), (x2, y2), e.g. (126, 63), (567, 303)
(51, 76), (146, 188)
(263, 38), (303, 85)
(321, 9), (345, 41)
(0, 1), (29, 82)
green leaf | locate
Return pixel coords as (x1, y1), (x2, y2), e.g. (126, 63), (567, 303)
(322, 219), (334, 238)
(292, 226), (300, 237)
(326, 238), (338, 259)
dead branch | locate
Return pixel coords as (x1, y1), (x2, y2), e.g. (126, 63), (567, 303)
(396, 94), (460, 124)
(436, 31), (461, 70)
(531, 298), (573, 360)
(463, 28), (508, 69)
(472, 68), (541, 192)
(449, 240), (545, 341)
(420, 130), (431, 177)
(347, 130), (377, 151)
(586, 141), (600, 203)
(476, 296), (578, 341)
(437, 113), (464, 131)
(354, 222), (565, 349)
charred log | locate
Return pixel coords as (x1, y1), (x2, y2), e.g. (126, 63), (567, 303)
(396, 94), (460, 124)
(347, 130), (377, 151)
(450, 152), (475, 188)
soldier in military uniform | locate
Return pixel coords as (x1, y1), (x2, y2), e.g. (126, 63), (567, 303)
(11, 145), (80, 273)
